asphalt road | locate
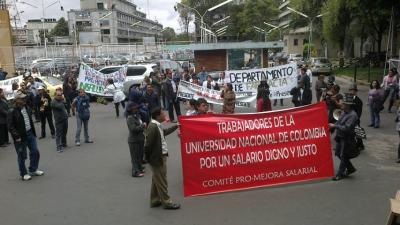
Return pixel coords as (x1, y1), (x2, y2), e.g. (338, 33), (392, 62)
(0, 77), (399, 225)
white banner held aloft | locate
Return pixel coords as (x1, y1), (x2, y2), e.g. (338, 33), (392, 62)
(78, 63), (127, 97)
(0, 76), (24, 100)
(225, 63), (298, 99)
(177, 80), (255, 108)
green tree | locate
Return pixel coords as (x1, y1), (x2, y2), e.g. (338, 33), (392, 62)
(175, 0), (193, 40)
(322, 0), (356, 51)
(51, 17), (69, 36)
(230, 0), (279, 41)
(161, 27), (176, 41)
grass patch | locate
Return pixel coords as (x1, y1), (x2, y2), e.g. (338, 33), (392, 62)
(334, 67), (385, 82)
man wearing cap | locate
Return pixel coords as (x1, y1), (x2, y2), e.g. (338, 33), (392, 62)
(349, 84), (364, 150)
(8, 91), (44, 181)
(329, 93), (359, 181)
(36, 86), (55, 139)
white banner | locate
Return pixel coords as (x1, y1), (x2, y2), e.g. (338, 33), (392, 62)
(225, 63), (298, 99)
(78, 63), (127, 97)
(0, 76), (24, 100)
(177, 81), (255, 108)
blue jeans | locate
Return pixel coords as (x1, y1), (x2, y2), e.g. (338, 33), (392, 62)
(369, 105), (380, 127)
(75, 115), (89, 142)
(14, 130), (40, 177)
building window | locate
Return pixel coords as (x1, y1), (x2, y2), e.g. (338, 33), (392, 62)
(97, 3), (104, 10)
(100, 20), (109, 27)
(101, 29), (110, 34)
(294, 39), (298, 46)
(228, 49), (262, 70)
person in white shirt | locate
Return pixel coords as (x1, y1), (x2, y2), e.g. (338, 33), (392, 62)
(105, 78), (126, 117)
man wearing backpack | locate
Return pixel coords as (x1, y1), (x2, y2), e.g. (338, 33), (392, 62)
(72, 89), (93, 146)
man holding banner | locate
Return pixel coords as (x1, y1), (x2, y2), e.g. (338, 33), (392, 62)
(145, 107), (180, 210)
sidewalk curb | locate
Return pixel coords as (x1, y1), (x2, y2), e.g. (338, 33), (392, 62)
(335, 75), (370, 86)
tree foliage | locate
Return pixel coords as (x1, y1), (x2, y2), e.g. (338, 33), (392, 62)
(230, 0), (279, 41)
(161, 27), (176, 41)
(51, 17), (69, 37)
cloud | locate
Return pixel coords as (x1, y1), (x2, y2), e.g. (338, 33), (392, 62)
(14, 0), (184, 33)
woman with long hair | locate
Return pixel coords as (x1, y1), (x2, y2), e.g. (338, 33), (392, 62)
(368, 80), (384, 128)
(221, 83), (236, 114)
(256, 81), (272, 112)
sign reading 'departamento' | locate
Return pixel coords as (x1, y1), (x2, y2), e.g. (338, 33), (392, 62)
(179, 102), (334, 197)
(225, 63), (298, 99)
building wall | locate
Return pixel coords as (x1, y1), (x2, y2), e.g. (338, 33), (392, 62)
(68, 3), (162, 44)
(194, 50), (227, 72)
(26, 20), (57, 44)
(0, 10), (16, 74)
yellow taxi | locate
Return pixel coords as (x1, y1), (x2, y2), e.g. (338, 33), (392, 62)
(35, 76), (63, 98)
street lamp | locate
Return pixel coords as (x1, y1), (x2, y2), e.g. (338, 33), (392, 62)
(21, 0), (64, 58)
(99, 11), (112, 20)
(176, 0), (233, 43)
(253, 26), (267, 42)
(211, 16), (230, 27)
(287, 7), (328, 59)
(200, 27), (217, 43)
(207, 0), (233, 12)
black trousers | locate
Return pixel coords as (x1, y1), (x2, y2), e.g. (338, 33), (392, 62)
(55, 120), (68, 149)
(335, 139), (356, 176)
(0, 123), (9, 145)
(40, 111), (55, 137)
(128, 141), (144, 175)
(167, 98), (181, 121)
(115, 101), (125, 117)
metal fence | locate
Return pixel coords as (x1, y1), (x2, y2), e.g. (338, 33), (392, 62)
(12, 43), (168, 68)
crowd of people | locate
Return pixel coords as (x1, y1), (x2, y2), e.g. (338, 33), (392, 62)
(0, 63), (399, 210)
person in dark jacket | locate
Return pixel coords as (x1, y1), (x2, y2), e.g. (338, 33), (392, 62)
(290, 80), (312, 107)
(36, 86), (55, 139)
(162, 71), (181, 122)
(349, 84), (364, 150)
(126, 102), (145, 177)
(329, 93), (359, 181)
(0, 88), (10, 147)
(8, 91), (44, 181)
(143, 83), (160, 113)
(51, 89), (69, 152)
(144, 107), (180, 210)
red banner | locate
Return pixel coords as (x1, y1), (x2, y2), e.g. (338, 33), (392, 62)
(179, 102), (334, 197)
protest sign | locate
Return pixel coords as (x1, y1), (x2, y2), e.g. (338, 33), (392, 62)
(0, 76), (23, 100)
(177, 80), (254, 108)
(179, 102), (334, 197)
(78, 63), (127, 96)
(225, 63), (298, 99)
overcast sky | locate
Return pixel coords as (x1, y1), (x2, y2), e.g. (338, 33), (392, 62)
(12, 0), (189, 33)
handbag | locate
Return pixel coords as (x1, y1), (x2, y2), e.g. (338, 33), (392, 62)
(354, 125), (366, 139)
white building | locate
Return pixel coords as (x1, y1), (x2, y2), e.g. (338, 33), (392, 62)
(26, 19), (57, 44)
(67, 0), (163, 44)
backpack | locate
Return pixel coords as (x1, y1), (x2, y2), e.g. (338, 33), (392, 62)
(76, 96), (90, 121)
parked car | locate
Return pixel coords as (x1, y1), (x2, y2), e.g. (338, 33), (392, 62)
(288, 54), (304, 67)
(98, 64), (157, 96)
(35, 76), (63, 98)
(309, 57), (333, 75)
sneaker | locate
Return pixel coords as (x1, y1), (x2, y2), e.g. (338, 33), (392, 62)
(29, 170), (44, 176)
(85, 140), (94, 143)
(22, 174), (32, 181)
(75, 142), (81, 146)
(57, 149), (63, 153)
